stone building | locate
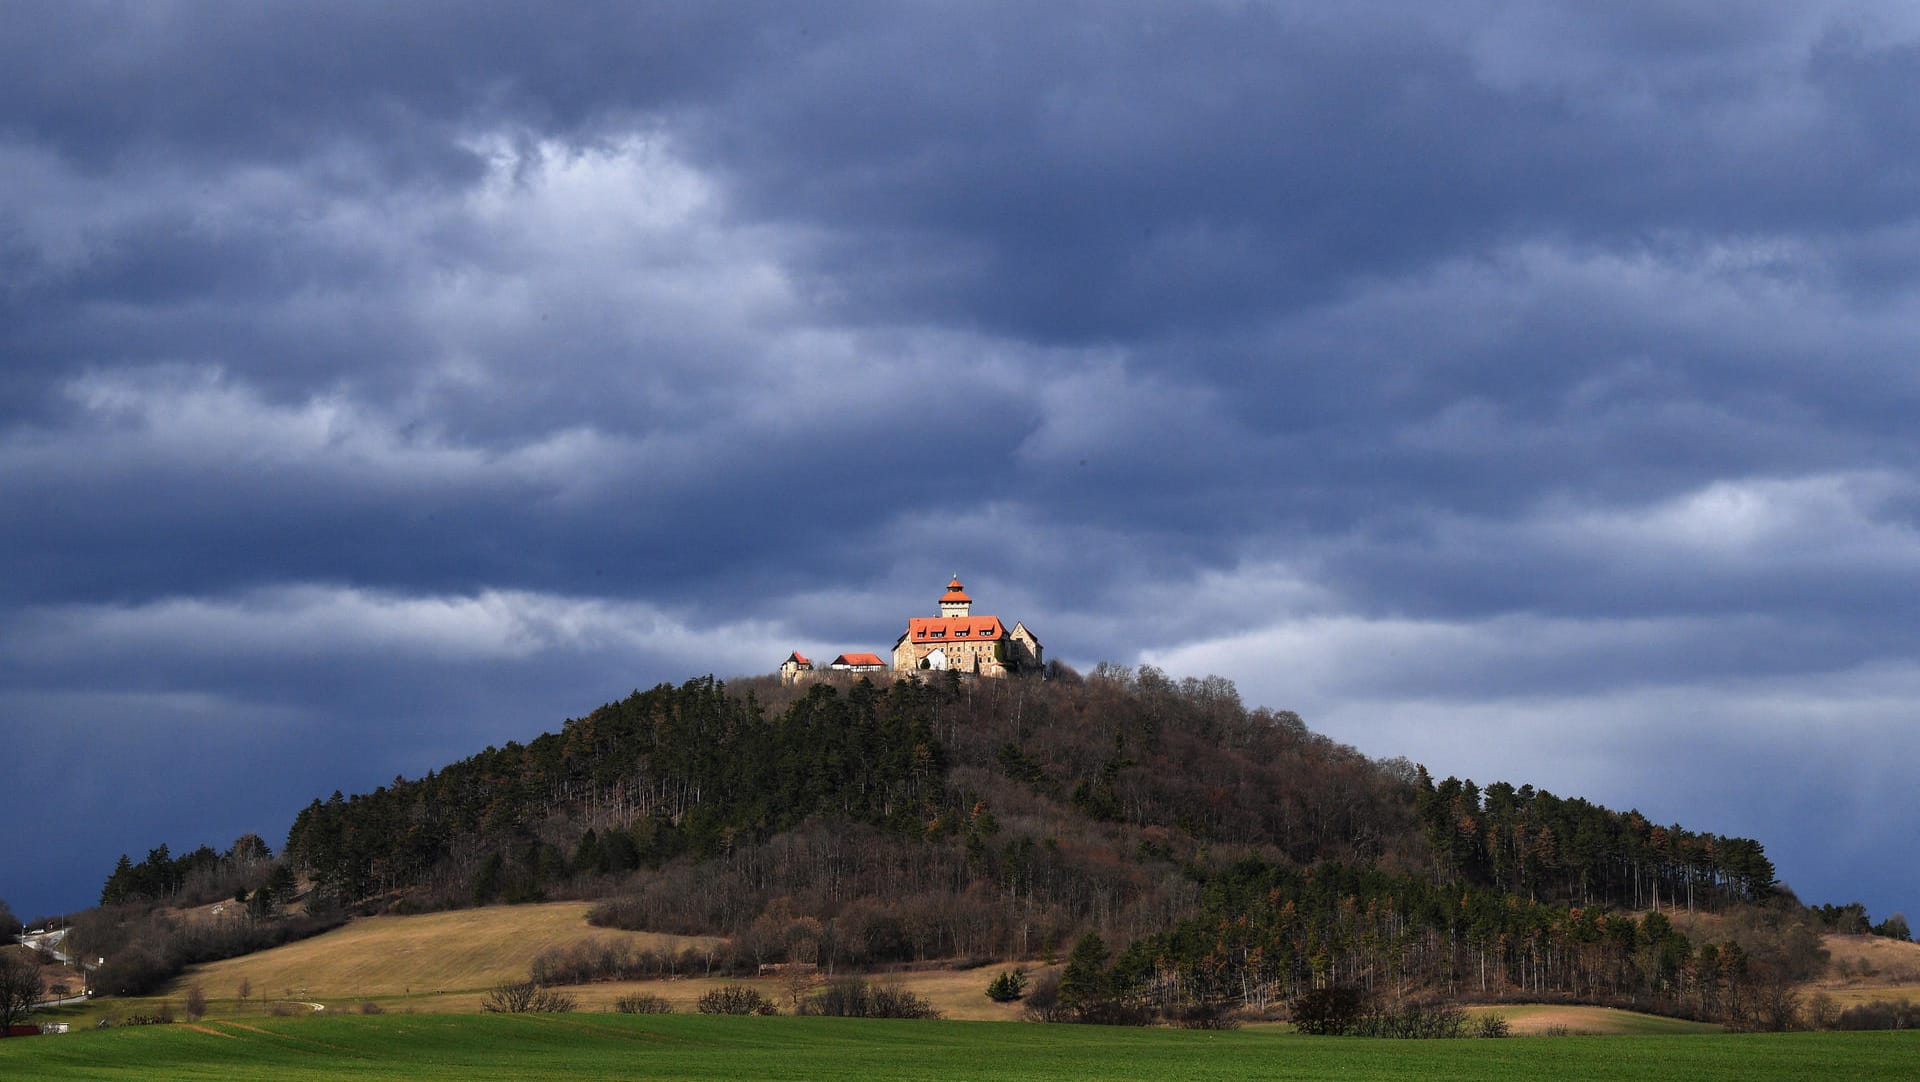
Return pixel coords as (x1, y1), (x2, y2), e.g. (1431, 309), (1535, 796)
(778, 651), (814, 685)
(891, 577), (1043, 677)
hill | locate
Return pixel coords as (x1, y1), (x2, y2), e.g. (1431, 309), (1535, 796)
(61, 664), (1903, 1029)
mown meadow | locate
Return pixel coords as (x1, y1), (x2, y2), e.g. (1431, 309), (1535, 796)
(3, 1014), (1916, 1082)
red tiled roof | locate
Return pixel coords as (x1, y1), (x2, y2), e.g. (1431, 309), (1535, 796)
(833, 652), (886, 667)
(785, 652), (812, 666)
(906, 616), (1004, 640)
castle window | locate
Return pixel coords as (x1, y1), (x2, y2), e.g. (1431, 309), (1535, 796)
(955, 629), (969, 636)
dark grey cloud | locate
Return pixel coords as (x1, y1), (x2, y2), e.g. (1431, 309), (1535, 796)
(5, 2), (1920, 925)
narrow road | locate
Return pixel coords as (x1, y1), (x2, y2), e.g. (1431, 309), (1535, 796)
(21, 928), (73, 966)
(33, 992), (90, 1008)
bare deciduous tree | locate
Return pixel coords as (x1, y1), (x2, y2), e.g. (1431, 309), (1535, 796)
(0, 952), (40, 1029)
(481, 979), (576, 1013)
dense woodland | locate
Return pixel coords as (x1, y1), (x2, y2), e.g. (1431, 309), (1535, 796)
(68, 664), (1910, 1023)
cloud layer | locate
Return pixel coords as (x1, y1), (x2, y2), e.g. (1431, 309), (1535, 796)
(5, 2), (1920, 923)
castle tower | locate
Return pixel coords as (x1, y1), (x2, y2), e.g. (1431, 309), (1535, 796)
(939, 576), (972, 618)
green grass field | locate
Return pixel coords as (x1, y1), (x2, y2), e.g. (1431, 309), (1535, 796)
(3, 1014), (1915, 1082)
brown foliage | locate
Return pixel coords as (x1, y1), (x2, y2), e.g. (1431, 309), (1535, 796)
(481, 980), (577, 1013)
(695, 984), (777, 1015)
(0, 952), (40, 1029)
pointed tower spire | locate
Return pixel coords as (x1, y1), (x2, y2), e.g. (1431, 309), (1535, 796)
(940, 576), (972, 618)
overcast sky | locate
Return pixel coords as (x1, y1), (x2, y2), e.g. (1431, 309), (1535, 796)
(5, 2), (1919, 925)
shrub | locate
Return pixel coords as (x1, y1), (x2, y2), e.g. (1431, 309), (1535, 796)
(985, 968), (1029, 1003)
(1473, 1013), (1511, 1039)
(91, 943), (170, 997)
(613, 993), (674, 1015)
(1169, 1001), (1242, 1030)
(802, 978), (940, 1019)
(122, 1004), (175, 1026)
(1744, 983), (1803, 1032)
(530, 938), (686, 986)
(482, 979), (578, 1014)
(1070, 998), (1155, 1027)
(1290, 985), (1370, 1036)
(1806, 991), (1839, 1030)
(1022, 972), (1067, 1022)
(696, 985), (777, 1016)
(1350, 1002), (1471, 1039)
(1835, 998), (1918, 1030)
(359, 1001), (385, 1015)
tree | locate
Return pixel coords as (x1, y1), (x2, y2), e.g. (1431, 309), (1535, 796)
(100, 855), (136, 905)
(1290, 984), (1370, 1036)
(0, 897), (18, 944)
(1058, 933), (1110, 1011)
(248, 862), (297, 921)
(185, 983), (207, 1021)
(986, 967), (1029, 1003)
(229, 833), (272, 868)
(1875, 913), (1912, 943)
(0, 951), (38, 1029)
(696, 985), (777, 1015)
(481, 979), (576, 1013)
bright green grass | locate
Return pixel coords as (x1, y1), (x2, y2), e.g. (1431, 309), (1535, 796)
(2, 1015), (1915, 1082)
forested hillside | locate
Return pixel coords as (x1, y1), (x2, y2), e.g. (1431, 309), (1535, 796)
(79, 665), (1862, 1023)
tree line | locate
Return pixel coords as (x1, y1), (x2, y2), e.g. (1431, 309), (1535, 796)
(1413, 771), (1777, 912)
(99, 833), (275, 909)
(1087, 857), (1821, 1027)
(282, 676), (949, 909)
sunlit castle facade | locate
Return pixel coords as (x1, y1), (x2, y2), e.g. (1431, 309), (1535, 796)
(891, 577), (1043, 677)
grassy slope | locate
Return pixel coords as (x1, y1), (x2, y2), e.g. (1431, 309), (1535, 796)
(132, 901), (1743, 1029)
(139, 899), (1039, 1021)
(1468, 1004), (1720, 1036)
(4, 1015), (1917, 1082)
(176, 902), (718, 1001)
(1807, 934), (1920, 1008)
(1669, 915), (1920, 1009)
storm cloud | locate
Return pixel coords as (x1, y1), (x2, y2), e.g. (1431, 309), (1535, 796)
(5, 2), (1920, 924)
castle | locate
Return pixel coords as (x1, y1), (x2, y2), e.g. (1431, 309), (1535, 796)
(779, 576), (1043, 683)
(891, 576), (1043, 676)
